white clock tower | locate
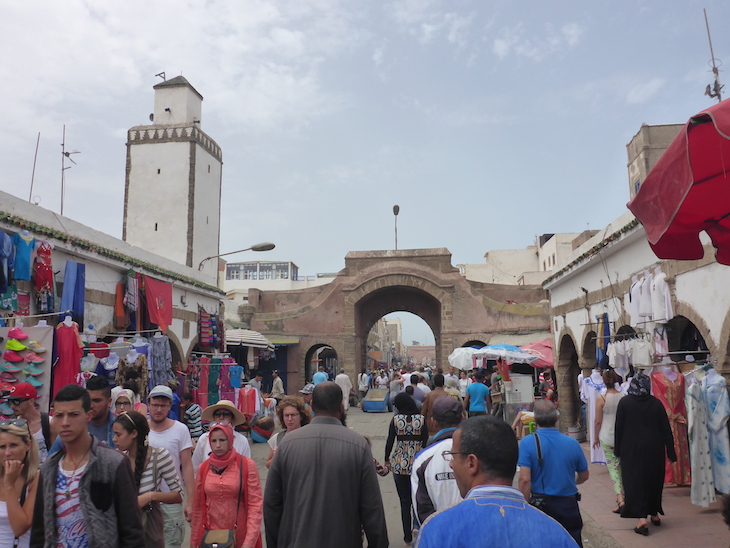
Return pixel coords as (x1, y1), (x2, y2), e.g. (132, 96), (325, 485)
(123, 76), (222, 280)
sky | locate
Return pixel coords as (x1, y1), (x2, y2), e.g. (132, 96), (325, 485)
(2, 0), (728, 345)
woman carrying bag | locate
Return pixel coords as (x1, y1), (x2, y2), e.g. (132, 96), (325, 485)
(191, 422), (263, 548)
(112, 411), (182, 547)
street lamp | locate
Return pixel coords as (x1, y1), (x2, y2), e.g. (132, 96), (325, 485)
(393, 205), (399, 250)
(198, 241), (275, 270)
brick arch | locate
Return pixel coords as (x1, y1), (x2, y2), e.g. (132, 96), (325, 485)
(303, 341), (343, 384)
(344, 273), (447, 375)
(556, 328), (581, 430)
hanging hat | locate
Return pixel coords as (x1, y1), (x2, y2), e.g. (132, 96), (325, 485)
(201, 400), (246, 426)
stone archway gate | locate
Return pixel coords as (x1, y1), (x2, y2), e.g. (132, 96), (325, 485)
(248, 249), (551, 391)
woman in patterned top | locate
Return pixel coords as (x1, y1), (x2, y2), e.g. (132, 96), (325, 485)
(385, 392), (428, 546)
(112, 411), (183, 547)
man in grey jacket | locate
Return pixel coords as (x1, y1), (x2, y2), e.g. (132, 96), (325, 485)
(264, 382), (388, 548)
(30, 384), (144, 548)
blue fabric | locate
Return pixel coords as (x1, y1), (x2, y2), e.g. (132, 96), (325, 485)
(229, 365), (243, 388)
(0, 232), (13, 294)
(11, 233), (34, 281)
(60, 261), (86, 326)
(466, 382), (490, 411)
(517, 428), (588, 497)
(416, 485), (578, 548)
(168, 392), (181, 420)
(312, 371), (327, 385)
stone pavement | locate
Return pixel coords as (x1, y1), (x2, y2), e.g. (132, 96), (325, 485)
(245, 408), (729, 547)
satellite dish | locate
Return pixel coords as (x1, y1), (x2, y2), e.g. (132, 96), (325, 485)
(149, 113), (154, 122)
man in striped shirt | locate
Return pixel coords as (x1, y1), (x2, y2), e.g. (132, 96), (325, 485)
(181, 393), (202, 442)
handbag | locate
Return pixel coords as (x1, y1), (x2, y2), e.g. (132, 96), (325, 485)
(141, 448), (165, 547)
(199, 456), (244, 548)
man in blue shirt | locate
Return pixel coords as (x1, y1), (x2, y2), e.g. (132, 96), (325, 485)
(312, 365), (328, 385)
(464, 371), (490, 417)
(518, 399), (589, 546)
(416, 415), (577, 548)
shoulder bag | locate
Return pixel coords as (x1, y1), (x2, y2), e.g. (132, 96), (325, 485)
(528, 432), (550, 512)
(200, 456), (244, 548)
(141, 447), (165, 547)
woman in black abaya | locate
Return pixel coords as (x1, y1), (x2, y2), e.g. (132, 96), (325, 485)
(614, 373), (676, 536)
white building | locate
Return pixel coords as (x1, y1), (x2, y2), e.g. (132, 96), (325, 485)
(123, 76), (222, 282)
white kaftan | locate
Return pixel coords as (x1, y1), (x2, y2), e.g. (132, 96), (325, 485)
(686, 380), (716, 506)
(580, 371), (607, 464)
(701, 372), (730, 494)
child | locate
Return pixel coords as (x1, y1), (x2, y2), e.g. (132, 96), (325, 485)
(181, 392), (203, 444)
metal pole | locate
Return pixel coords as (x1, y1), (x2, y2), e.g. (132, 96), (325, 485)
(29, 132), (40, 202)
(61, 125), (65, 215)
(393, 205), (400, 250)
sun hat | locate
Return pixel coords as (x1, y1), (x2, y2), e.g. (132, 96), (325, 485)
(201, 400), (246, 426)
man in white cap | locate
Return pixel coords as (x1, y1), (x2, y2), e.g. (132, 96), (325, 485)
(147, 385), (194, 547)
(191, 400), (252, 471)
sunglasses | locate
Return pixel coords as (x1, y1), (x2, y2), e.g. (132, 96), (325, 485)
(0, 418), (30, 435)
(209, 420), (232, 427)
(7, 398), (29, 406)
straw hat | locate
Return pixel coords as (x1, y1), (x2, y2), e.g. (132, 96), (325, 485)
(201, 400), (246, 425)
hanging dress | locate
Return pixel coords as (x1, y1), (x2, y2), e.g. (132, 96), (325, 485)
(651, 371), (691, 486)
(53, 322), (84, 398)
(208, 357), (221, 406)
(580, 372), (607, 464)
(686, 379), (716, 507)
(34, 241), (54, 313)
(701, 372), (730, 494)
(198, 357), (210, 408)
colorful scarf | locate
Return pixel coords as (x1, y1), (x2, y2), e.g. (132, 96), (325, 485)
(207, 424), (237, 471)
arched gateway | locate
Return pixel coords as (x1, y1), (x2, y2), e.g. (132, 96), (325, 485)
(248, 249), (551, 391)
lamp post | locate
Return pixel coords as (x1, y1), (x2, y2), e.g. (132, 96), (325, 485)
(198, 241), (275, 270)
(393, 205), (400, 250)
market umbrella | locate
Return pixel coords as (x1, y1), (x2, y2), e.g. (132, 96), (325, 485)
(447, 347), (479, 371)
(473, 344), (539, 365)
(519, 338), (553, 369)
(627, 98), (730, 264)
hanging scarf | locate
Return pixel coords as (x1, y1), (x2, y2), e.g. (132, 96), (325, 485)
(207, 424), (237, 471)
(627, 373), (651, 397)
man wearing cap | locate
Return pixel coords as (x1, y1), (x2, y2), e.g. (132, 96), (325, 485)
(9, 382), (54, 463)
(191, 400), (252, 470)
(299, 383), (314, 409)
(147, 385), (194, 548)
(411, 396), (464, 526)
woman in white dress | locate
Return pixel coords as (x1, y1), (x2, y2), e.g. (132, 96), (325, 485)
(457, 370), (472, 399)
(0, 419), (40, 548)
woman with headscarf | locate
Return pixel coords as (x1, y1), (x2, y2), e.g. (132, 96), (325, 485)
(384, 393), (428, 546)
(614, 373), (676, 536)
(191, 422), (263, 548)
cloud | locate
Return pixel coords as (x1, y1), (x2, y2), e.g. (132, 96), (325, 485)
(492, 22), (585, 61)
(386, 0), (475, 49)
(625, 77), (666, 104)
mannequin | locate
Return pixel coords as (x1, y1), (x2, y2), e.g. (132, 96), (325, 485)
(580, 368), (607, 464)
(63, 315), (73, 327)
(104, 352), (120, 368)
(126, 348), (139, 364)
(660, 364), (678, 382)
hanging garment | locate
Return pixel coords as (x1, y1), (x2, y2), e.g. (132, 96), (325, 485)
(123, 271), (138, 310)
(53, 322), (85, 398)
(198, 308), (213, 346)
(95, 355), (120, 386)
(229, 365), (243, 390)
(114, 283), (126, 329)
(198, 357), (210, 408)
(150, 335), (175, 387)
(0, 232), (14, 294)
(651, 272), (674, 324)
(580, 371), (607, 464)
(651, 371), (691, 486)
(11, 232), (35, 281)
(60, 261), (86, 326)
(237, 386), (261, 422)
(208, 358), (221, 406)
(628, 338), (654, 368)
(686, 379), (716, 507)
(638, 272), (654, 319)
(596, 313), (609, 369)
(115, 353), (150, 400)
(629, 276), (641, 327)
(701, 372), (730, 494)
(34, 241), (54, 313)
(654, 327), (669, 359)
(219, 358), (235, 402)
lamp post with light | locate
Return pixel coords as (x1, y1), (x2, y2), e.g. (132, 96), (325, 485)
(198, 241), (275, 271)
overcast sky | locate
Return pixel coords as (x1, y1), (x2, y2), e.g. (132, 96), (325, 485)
(2, 1), (728, 345)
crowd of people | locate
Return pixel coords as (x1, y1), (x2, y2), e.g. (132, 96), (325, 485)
(0, 361), (725, 547)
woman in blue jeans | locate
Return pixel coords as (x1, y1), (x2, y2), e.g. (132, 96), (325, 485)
(385, 393), (428, 545)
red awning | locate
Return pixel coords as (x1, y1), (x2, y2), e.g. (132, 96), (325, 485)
(627, 98), (730, 264)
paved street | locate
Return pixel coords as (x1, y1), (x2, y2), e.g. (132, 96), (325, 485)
(247, 407), (729, 547)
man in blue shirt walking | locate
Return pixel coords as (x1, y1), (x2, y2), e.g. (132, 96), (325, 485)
(518, 399), (589, 546)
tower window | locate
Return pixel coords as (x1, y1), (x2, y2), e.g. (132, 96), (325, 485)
(206, 216), (209, 224)
(155, 223), (158, 231)
(157, 169), (161, 174)
(208, 165), (211, 173)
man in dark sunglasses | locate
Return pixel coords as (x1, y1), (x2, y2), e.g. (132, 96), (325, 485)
(8, 381), (53, 463)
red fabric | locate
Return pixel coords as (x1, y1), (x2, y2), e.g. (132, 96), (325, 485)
(651, 372), (691, 486)
(144, 276), (173, 333)
(34, 242), (53, 292)
(520, 339), (553, 369)
(114, 283), (126, 329)
(198, 358), (210, 408)
(53, 322), (84, 398)
(237, 387), (258, 421)
(627, 98), (730, 264)
(207, 424), (237, 469)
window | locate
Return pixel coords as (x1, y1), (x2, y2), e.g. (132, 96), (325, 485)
(552, 253), (556, 266)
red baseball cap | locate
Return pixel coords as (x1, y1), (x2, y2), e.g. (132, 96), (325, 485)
(10, 382), (37, 400)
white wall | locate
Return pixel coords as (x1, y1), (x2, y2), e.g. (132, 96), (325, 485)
(153, 87), (202, 126)
(192, 144), (221, 279)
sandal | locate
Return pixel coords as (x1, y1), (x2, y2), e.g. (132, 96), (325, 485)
(650, 516), (661, 526)
(612, 502), (625, 514)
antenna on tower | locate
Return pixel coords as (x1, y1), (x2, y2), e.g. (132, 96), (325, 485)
(60, 124), (80, 216)
(704, 8), (723, 103)
(155, 72), (166, 81)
